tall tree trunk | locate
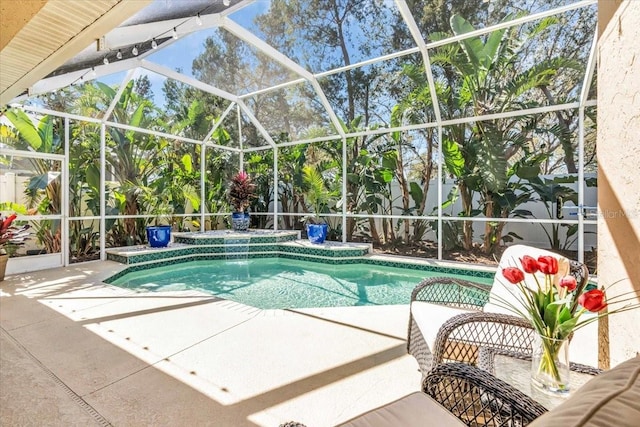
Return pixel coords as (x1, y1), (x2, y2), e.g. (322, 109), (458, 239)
(125, 193), (137, 244)
(332, 0), (355, 122)
(368, 215), (381, 245)
(459, 182), (473, 251)
(483, 193), (494, 254)
(395, 148), (411, 243)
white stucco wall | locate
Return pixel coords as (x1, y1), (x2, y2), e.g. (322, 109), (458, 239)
(597, 0), (640, 367)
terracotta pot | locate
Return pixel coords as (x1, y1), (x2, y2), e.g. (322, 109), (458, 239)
(0, 254), (8, 281)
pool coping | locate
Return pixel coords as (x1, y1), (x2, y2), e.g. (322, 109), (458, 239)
(103, 250), (496, 285)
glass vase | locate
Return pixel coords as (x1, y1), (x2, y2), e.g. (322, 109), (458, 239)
(531, 334), (570, 395)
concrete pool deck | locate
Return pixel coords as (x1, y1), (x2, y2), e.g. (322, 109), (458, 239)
(1, 261), (421, 426)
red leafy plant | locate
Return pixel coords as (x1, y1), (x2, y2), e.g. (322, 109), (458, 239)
(0, 214), (31, 255)
(499, 255), (640, 390)
(227, 171), (256, 213)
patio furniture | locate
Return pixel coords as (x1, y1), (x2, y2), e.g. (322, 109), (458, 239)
(407, 244), (595, 379)
(335, 391), (465, 427)
(278, 356), (640, 426)
(425, 356), (640, 427)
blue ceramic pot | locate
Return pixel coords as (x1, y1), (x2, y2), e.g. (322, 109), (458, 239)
(146, 225), (171, 248)
(306, 223), (328, 244)
(231, 212), (250, 231)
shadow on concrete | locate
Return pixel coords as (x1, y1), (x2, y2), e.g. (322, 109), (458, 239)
(1, 280), (411, 426)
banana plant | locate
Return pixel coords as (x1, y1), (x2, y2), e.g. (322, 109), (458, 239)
(92, 80), (164, 245)
(2, 110), (63, 254)
(426, 13), (583, 254)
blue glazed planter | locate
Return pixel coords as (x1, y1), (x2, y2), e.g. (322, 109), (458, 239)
(231, 212), (250, 231)
(306, 223), (328, 244)
(146, 225), (171, 248)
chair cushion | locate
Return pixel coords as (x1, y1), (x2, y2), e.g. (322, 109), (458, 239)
(529, 356), (640, 427)
(336, 392), (465, 427)
(411, 301), (470, 353)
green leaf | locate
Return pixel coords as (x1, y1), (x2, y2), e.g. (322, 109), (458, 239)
(85, 164), (101, 190)
(543, 302), (560, 333)
(409, 182), (424, 206)
(38, 115), (54, 153)
(96, 81), (116, 100)
(515, 165), (541, 180)
(129, 103), (145, 128)
(27, 174), (50, 191)
(450, 15), (482, 69)
(181, 154), (193, 174)
(477, 135), (508, 193)
(381, 152), (397, 170)
(557, 316), (579, 337)
(558, 306), (572, 324)
(442, 138), (465, 177)
(5, 110), (43, 150)
(481, 26), (508, 69)
(347, 173), (360, 185)
(377, 169), (393, 183)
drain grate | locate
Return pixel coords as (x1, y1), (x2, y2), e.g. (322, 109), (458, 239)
(1, 327), (112, 427)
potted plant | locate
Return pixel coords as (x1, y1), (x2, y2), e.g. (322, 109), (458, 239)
(0, 213), (31, 281)
(144, 189), (174, 248)
(301, 166), (332, 244)
(228, 171), (256, 231)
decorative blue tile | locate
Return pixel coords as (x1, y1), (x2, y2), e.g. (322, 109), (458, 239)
(104, 230), (495, 285)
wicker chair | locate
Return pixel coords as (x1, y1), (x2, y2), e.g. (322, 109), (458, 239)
(407, 245), (595, 379)
(423, 362), (548, 426)
(407, 245), (602, 426)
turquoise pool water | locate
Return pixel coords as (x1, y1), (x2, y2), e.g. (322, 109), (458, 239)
(110, 258), (492, 309)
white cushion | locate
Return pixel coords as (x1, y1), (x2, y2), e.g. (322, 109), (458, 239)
(337, 391), (465, 427)
(411, 245), (598, 367)
(411, 301), (470, 352)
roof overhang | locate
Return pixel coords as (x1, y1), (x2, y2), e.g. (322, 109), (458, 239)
(0, 0), (152, 105)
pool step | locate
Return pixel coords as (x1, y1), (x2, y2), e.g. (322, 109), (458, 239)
(105, 230), (371, 266)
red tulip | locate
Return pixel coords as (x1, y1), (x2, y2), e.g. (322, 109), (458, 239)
(559, 276), (577, 292)
(579, 289), (608, 312)
(537, 256), (559, 275)
(520, 255), (539, 274)
(502, 267), (525, 284)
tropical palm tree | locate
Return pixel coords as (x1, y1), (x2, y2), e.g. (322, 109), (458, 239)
(423, 14), (582, 253)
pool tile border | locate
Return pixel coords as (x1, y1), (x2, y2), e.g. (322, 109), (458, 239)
(104, 230), (495, 284)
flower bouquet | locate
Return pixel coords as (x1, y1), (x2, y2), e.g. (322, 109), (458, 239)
(498, 254), (639, 394)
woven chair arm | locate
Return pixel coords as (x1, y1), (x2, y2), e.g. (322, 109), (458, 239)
(432, 312), (602, 376)
(423, 362), (548, 426)
(432, 311), (534, 366)
(410, 277), (491, 310)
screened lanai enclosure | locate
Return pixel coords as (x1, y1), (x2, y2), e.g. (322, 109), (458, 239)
(0, 0), (598, 273)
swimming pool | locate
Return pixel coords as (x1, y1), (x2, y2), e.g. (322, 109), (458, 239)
(109, 258), (493, 309)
